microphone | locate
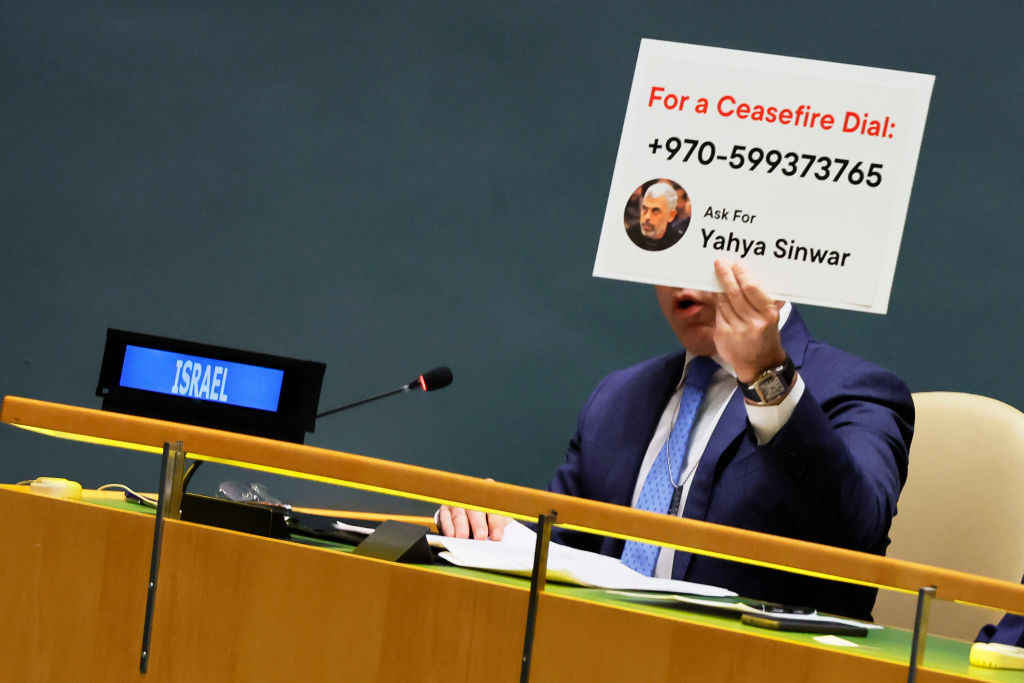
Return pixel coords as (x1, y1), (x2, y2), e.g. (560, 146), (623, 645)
(316, 366), (453, 419)
(417, 366), (453, 392)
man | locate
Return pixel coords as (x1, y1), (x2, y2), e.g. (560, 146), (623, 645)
(626, 182), (686, 251)
(440, 259), (913, 620)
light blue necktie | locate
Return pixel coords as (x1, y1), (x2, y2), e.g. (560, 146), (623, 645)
(621, 356), (718, 576)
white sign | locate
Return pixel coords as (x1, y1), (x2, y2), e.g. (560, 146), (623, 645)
(593, 40), (934, 313)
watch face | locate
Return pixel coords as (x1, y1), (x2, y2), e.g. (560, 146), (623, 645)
(756, 374), (787, 402)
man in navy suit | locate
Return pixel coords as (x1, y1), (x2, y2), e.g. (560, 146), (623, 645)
(440, 259), (913, 620)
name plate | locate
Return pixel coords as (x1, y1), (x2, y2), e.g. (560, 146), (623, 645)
(120, 345), (285, 411)
(97, 329), (325, 442)
(593, 40), (934, 313)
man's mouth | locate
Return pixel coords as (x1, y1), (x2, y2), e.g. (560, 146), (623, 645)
(673, 293), (703, 315)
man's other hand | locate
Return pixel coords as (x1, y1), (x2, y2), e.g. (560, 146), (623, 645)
(437, 504), (511, 541)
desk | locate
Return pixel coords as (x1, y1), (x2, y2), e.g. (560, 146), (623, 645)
(3, 396), (1024, 682)
(1, 486), (1019, 683)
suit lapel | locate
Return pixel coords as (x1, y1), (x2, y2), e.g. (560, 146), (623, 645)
(672, 389), (748, 576)
(687, 390), (749, 517)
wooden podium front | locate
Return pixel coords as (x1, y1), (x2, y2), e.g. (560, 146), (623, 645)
(2, 396), (1023, 682)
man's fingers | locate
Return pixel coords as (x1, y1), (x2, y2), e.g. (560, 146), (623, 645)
(487, 513), (512, 541)
(714, 258), (740, 297)
(713, 260), (743, 328)
(438, 478), (508, 540)
(438, 505), (454, 536)
(440, 505), (474, 539)
(715, 290), (738, 327)
(487, 513), (502, 541)
(715, 258), (760, 319)
(452, 506), (472, 538)
(439, 505), (512, 541)
(730, 261), (776, 312)
(464, 509), (489, 540)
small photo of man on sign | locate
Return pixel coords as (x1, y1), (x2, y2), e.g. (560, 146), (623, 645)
(624, 178), (692, 251)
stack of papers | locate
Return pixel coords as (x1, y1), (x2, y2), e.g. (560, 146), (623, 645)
(427, 520), (735, 597)
(339, 518), (877, 630)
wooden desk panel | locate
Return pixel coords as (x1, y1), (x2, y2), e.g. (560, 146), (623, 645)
(0, 488), (152, 681)
(0, 487), (526, 682)
(3, 487), (1019, 682)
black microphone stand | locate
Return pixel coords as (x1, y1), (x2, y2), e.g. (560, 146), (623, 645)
(316, 384), (414, 418)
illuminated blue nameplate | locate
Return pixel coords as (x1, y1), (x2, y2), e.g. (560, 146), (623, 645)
(97, 329), (326, 443)
(119, 345), (285, 412)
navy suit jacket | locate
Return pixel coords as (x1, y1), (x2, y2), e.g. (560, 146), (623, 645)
(548, 308), (913, 620)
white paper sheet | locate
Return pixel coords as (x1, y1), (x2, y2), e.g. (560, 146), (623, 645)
(427, 521), (735, 597)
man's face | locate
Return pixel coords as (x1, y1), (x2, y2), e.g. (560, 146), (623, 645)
(654, 286), (718, 356)
(640, 195), (676, 239)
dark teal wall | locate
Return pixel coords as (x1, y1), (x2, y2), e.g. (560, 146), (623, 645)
(2, 2), (1021, 512)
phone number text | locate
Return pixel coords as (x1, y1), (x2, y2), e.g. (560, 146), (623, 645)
(648, 137), (883, 188)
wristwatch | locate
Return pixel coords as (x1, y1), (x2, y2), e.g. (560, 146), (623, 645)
(739, 355), (797, 405)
